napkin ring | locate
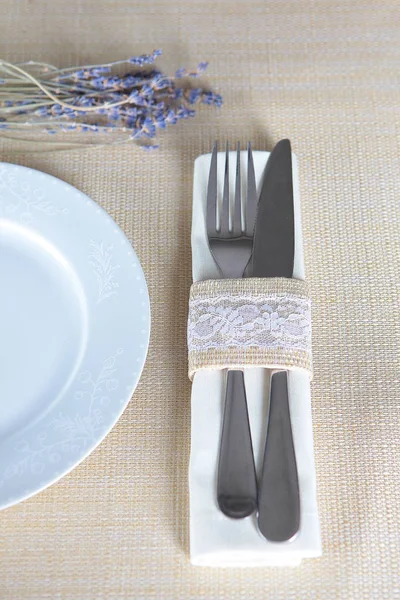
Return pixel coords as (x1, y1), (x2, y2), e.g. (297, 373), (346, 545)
(187, 277), (312, 381)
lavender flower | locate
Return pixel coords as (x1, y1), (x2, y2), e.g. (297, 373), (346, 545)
(185, 88), (202, 104)
(128, 49), (162, 66)
(197, 61), (209, 73)
(0, 51), (222, 148)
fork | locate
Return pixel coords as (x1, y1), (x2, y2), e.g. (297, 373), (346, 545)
(207, 141), (258, 519)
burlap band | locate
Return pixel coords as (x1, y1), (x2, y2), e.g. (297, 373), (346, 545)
(188, 277), (312, 380)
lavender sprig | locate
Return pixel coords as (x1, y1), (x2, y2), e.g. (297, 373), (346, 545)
(0, 51), (222, 149)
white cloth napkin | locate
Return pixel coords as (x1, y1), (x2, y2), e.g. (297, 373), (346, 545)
(189, 149), (322, 567)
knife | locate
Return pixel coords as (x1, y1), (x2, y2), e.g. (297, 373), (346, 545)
(252, 139), (300, 542)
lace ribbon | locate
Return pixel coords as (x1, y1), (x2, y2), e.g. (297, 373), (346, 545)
(188, 277), (312, 380)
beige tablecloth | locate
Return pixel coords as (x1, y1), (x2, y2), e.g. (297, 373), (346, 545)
(0, 1), (399, 598)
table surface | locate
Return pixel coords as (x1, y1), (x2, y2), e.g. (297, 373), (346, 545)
(1, 1), (399, 598)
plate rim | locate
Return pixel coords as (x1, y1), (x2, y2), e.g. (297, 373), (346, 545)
(0, 161), (151, 509)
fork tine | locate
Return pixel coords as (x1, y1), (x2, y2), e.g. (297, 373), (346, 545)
(206, 142), (218, 237)
(246, 142), (257, 237)
(233, 141), (242, 236)
(221, 141), (230, 235)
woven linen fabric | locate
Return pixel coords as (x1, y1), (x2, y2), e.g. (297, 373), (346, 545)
(188, 277), (312, 380)
(0, 0), (399, 598)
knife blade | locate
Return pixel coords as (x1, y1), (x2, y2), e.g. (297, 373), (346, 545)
(252, 139), (294, 278)
(252, 139), (300, 542)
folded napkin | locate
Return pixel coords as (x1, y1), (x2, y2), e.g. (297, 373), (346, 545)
(189, 149), (322, 567)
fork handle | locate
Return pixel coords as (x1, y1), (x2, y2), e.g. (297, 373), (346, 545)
(257, 370), (300, 541)
(217, 370), (257, 519)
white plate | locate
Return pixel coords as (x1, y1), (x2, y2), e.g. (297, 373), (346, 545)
(0, 163), (150, 509)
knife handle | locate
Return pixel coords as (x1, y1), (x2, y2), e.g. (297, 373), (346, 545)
(257, 370), (300, 541)
(217, 370), (257, 519)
